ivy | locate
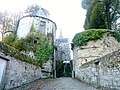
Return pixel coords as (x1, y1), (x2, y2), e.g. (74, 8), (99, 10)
(3, 32), (53, 66)
(35, 40), (53, 66)
(0, 42), (39, 66)
(3, 33), (15, 46)
(72, 29), (106, 47)
(110, 31), (120, 42)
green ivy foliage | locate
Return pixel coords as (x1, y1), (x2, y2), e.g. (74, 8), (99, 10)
(3, 32), (53, 66)
(3, 33), (15, 46)
(110, 31), (120, 42)
(12, 39), (26, 51)
(0, 42), (39, 66)
(72, 29), (106, 47)
(35, 40), (53, 66)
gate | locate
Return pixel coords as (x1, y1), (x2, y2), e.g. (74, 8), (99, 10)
(56, 60), (73, 77)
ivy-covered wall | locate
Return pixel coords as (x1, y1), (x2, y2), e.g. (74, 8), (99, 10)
(0, 41), (52, 89)
(72, 29), (120, 89)
(0, 42), (39, 66)
(2, 32), (53, 67)
(72, 29), (120, 47)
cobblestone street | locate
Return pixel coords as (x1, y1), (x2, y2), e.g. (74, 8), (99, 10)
(15, 77), (97, 90)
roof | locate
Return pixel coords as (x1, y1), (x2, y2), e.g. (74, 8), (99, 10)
(56, 38), (69, 43)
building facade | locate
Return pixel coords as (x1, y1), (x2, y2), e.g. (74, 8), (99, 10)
(56, 32), (71, 61)
(16, 7), (56, 40)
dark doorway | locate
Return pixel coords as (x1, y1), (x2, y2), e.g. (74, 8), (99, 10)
(56, 60), (73, 78)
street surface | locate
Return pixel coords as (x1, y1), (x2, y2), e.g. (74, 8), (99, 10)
(14, 77), (98, 90)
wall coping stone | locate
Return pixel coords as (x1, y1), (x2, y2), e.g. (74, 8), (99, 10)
(81, 49), (120, 68)
(0, 55), (10, 61)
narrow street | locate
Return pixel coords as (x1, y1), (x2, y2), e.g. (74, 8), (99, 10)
(14, 77), (97, 90)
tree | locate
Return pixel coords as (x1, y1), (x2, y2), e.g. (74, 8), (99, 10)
(83, 0), (100, 29)
(0, 12), (13, 40)
(81, 0), (92, 9)
(25, 4), (49, 17)
(90, 2), (106, 29)
(82, 0), (120, 30)
(84, 6), (92, 29)
(11, 12), (23, 26)
(25, 4), (40, 15)
(102, 0), (120, 29)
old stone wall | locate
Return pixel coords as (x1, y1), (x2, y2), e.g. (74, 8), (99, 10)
(76, 49), (120, 89)
(0, 52), (52, 89)
(73, 34), (120, 89)
(73, 34), (120, 77)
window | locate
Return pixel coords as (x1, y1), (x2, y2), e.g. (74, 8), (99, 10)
(40, 21), (46, 34)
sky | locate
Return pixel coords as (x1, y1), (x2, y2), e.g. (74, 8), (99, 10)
(0, 0), (86, 42)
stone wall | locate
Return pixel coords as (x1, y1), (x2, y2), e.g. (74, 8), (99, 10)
(0, 52), (52, 89)
(76, 49), (120, 89)
(73, 34), (120, 77)
(72, 34), (120, 89)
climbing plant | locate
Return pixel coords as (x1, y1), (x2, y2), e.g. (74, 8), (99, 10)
(110, 31), (120, 42)
(72, 29), (106, 47)
(35, 40), (53, 66)
(3, 32), (53, 66)
(3, 33), (15, 46)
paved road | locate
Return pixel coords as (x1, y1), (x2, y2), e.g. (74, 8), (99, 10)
(15, 77), (98, 90)
(40, 77), (97, 90)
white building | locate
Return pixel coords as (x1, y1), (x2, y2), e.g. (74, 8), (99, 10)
(16, 6), (56, 40)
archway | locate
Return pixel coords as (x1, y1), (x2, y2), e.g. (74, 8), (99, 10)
(56, 60), (73, 78)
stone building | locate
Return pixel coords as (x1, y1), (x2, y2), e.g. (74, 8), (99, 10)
(56, 31), (71, 61)
(72, 31), (120, 89)
(16, 6), (57, 42)
(14, 6), (57, 57)
(1, 5), (57, 45)
(0, 6), (57, 89)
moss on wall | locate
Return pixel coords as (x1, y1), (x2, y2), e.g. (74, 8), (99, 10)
(72, 29), (106, 47)
(72, 29), (120, 47)
(0, 42), (40, 66)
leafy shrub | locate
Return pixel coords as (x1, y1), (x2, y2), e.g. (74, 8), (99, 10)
(110, 31), (120, 42)
(35, 40), (53, 66)
(3, 33), (15, 46)
(3, 32), (53, 66)
(12, 39), (26, 51)
(72, 29), (106, 47)
(0, 42), (39, 66)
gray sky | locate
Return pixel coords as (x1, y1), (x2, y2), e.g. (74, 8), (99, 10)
(0, 0), (86, 42)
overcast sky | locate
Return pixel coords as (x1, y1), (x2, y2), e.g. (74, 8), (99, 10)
(0, 0), (86, 42)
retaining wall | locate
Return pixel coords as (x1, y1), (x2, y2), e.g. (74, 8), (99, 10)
(76, 49), (120, 89)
